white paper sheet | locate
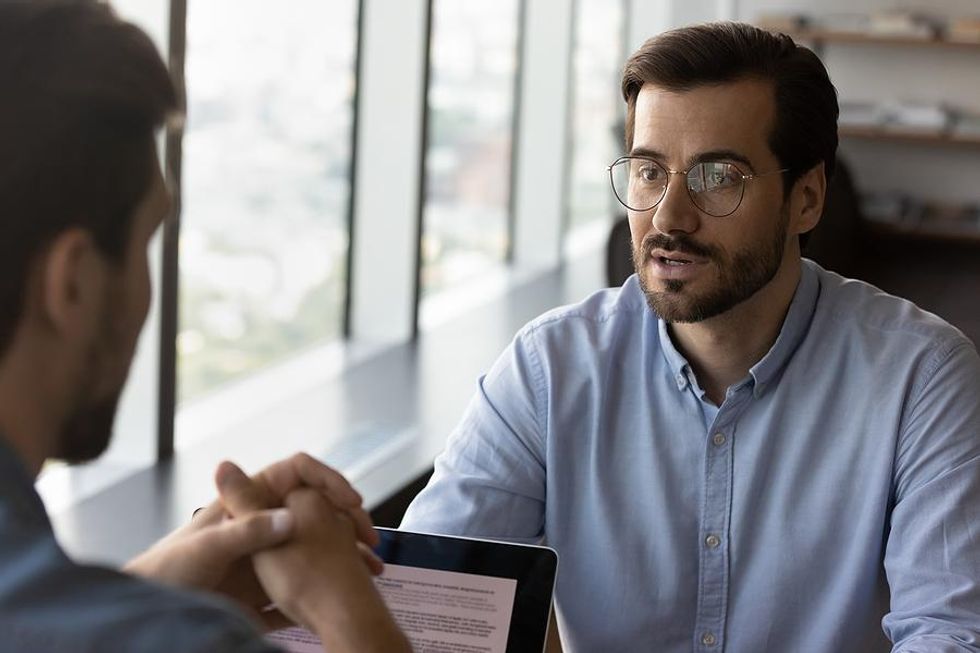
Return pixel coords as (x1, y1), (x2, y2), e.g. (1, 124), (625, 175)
(267, 563), (518, 653)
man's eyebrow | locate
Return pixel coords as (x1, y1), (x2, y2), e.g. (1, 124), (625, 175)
(692, 149), (755, 172)
(628, 147), (756, 173)
(629, 146), (666, 160)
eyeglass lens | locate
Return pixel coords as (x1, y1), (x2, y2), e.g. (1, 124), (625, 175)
(609, 158), (746, 217)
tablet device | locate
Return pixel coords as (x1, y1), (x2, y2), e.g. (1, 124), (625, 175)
(374, 527), (559, 653)
(267, 527), (558, 653)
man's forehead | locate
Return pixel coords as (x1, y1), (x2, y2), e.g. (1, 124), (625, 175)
(632, 79), (776, 162)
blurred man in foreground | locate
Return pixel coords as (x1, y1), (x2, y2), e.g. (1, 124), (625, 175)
(0, 1), (409, 651)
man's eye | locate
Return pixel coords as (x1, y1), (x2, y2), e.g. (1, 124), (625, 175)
(638, 166), (662, 182)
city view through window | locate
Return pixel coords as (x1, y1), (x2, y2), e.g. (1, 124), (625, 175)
(421, 0), (521, 294)
(568, 0), (626, 230)
(178, 0), (357, 402)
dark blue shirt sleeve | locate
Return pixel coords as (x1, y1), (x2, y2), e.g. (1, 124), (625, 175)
(0, 521), (283, 653)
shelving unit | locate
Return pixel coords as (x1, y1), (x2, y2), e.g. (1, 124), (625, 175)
(778, 27), (980, 245)
(838, 126), (980, 149)
(785, 29), (980, 51)
(865, 220), (980, 246)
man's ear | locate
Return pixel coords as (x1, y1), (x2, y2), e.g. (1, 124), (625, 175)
(790, 162), (827, 237)
(39, 228), (107, 343)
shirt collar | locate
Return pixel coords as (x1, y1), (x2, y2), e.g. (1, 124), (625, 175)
(0, 431), (52, 529)
(658, 319), (694, 392)
(657, 260), (821, 399)
(748, 261), (820, 398)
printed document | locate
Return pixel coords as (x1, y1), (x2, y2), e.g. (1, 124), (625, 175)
(268, 563), (518, 653)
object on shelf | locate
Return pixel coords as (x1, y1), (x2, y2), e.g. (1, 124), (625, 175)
(869, 11), (941, 39)
(882, 101), (952, 134)
(839, 101), (885, 129)
(839, 101), (953, 134)
(953, 112), (980, 138)
(861, 193), (924, 224)
(820, 13), (871, 34)
(947, 16), (980, 43)
(862, 196), (980, 237)
(756, 13), (808, 33)
(922, 202), (980, 228)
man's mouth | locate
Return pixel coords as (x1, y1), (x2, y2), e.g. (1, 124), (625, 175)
(650, 248), (704, 265)
(646, 248), (708, 281)
(658, 255), (693, 266)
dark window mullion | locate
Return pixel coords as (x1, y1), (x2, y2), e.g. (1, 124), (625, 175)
(158, 0), (188, 462)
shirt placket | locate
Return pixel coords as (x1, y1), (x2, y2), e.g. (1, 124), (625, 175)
(693, 390), (748, 651)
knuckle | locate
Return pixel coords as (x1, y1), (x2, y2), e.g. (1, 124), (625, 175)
(238, 513), (268, 540)
(335, 511), (357, 536)
(295, 452), (316, 468)
(287, 487), (320, 511)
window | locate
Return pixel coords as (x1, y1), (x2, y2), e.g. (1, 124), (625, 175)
(178, 1), (358, 404)
(567, 0), (626, 230)
(420, 0), (521, 295)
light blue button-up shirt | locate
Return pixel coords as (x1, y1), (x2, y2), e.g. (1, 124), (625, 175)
(0, 436), (280, 653)
(402, 260), (980, 652)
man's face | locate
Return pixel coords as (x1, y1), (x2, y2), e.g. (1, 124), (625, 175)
(57, 163), (170, 463)
(628, 78), (792, 323)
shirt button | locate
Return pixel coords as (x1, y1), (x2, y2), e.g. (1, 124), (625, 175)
(712, 432), (726, 446)
(705, 534), (721, 549)
(701, 632), (717, 646)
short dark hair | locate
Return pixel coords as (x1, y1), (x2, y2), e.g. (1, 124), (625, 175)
(622, 21), (839, 198)
(0, 0), (177, 357)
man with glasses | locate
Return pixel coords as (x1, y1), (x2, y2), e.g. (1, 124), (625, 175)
(402, 22), (980, 651)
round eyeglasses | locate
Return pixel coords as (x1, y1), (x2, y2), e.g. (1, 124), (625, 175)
(607, 156), (788, 218)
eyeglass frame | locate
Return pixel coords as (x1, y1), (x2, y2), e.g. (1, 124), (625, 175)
(606, 155), (790, 218)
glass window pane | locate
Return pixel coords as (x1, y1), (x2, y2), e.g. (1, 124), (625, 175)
(568, 0), (625, 229)
(178, 1), (357, 403)
(421, 0), (520, 295)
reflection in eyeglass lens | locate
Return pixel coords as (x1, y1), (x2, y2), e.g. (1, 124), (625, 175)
(610, 158), (746, 217)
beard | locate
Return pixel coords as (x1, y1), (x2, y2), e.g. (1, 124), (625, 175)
(57, 392), (123, 464)
(55, 292), (132, 464)
(634, 205), (789, 323)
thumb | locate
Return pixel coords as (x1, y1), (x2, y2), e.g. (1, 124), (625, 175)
(209, 508), (295, 559)
(216, 460), (276, 517)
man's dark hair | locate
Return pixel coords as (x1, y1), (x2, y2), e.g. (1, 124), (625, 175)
(622, 22), (839, 217)
(0, 0), (177, 357)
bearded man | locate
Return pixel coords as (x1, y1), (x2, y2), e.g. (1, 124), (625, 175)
(401, 22), (980, 652)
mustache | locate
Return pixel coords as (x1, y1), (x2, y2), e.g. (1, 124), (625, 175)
(640, 233), (715, 260)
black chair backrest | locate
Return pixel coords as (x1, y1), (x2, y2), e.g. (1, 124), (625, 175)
(606, 216), (633, 287)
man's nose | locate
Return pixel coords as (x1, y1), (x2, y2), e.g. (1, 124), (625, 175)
(650, 173), (700, 236)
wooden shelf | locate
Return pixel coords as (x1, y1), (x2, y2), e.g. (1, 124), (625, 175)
(772, 22), (980, 246)
(839, 126), (980, 148)
(864, 219), (980, 245)
(784, 29), (980, 51)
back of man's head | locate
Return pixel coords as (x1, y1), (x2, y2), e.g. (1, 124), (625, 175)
(0, 0), (177, 359)
(622, 22), (839, 195)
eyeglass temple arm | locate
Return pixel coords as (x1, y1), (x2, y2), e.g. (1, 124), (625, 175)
(743, 167), (790, 180)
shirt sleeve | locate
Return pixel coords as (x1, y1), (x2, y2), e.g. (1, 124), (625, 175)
(0, 524), (284, 653)
(883, 339), (980, 652)
(400, 325), (548, 542)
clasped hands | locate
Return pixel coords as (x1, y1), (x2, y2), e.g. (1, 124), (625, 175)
(125, 453), (409, 652)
